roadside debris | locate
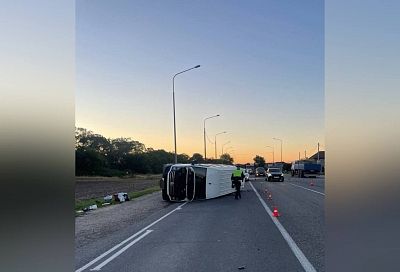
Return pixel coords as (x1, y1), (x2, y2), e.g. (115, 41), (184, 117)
(104, 195), (113, 202)
(79, 192), (133, 213)
(238, 266), (246, 270)
(114, 192), (130, 202)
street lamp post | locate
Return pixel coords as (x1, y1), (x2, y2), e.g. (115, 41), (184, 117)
(214, 131), (227, 159)
(172, 65), (201, 164)
(272, 138), (283, 163)
(265, 145), (274, 164)
(203, 114), (220, 161)
(221, 140), (231, 155)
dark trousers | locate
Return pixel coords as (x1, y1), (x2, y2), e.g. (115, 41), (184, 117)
(234, 183), (241, 199)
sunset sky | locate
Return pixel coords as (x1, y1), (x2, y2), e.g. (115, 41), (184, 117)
(76, 0), (324, 163)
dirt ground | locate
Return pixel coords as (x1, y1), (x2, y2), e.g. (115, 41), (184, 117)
(75, 175), (161, 200)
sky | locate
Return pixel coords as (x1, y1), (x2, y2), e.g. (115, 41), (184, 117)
(76, 0), (324, 163)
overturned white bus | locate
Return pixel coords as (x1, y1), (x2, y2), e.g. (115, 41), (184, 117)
(160, 164), (243, 202)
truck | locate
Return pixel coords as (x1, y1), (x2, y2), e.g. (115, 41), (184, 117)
(291, 160), (322, 178)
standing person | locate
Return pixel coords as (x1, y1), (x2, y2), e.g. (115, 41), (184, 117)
(231, 166), (245, 199)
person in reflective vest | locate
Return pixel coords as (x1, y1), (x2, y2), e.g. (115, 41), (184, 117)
(231, 166), (245, 199)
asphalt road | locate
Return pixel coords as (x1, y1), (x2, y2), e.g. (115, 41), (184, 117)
(75, 175), (325, 272)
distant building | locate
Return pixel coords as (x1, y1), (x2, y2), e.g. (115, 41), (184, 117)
(309, 151), (325, 172)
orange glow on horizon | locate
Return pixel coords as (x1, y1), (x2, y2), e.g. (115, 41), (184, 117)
(77, 121), (322, 164)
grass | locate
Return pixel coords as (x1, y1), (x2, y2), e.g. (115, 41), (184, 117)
(75, 186), (161, 212)
(76, 174), (161, 181)
(127, 186), (161, 199)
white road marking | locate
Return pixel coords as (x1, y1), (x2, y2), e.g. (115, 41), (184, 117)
(75, 202), (187, 272)
(90, 230), (153, 271)
(288, 183), (325, 196)
(249, 181), (317, 272)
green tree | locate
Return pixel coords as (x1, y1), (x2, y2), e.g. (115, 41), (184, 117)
(75, 147), (106, 175)
(75, 127), (111, 156)
(177, 153), (190, 164)
(75, 127), (197, 176)
(220, 153), (234, 164)
(145, 149), (174, 173)
(125, 153), (151, 174)
(109, 138), (146, 169)
(253, 155), (266, 167)
(190, 153), (205, 163)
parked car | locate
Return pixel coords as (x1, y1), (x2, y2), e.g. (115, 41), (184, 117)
(255, 167), (266, 177)
(266, 168), (284, 182)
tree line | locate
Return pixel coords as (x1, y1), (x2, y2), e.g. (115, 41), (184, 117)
(75, 128), (234, 176)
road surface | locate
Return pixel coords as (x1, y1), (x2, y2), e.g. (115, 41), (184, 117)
(75, 175), (324, 271)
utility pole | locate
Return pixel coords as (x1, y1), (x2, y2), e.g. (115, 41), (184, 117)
(305, 150), (307, 159)
(317, 142), (320, 161)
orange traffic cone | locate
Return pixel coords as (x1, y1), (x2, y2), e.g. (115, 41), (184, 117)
(272, 207), (280, 217)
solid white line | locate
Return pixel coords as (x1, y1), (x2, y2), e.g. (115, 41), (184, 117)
(288, 183), (325, 196)
(90, 230), (153, 271)
(249, 181), (317, 272)
(75, 202), (187, 272)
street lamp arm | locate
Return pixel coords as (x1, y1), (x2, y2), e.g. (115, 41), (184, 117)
(173, 65), (201, 79)
(204, 114), (220, 123)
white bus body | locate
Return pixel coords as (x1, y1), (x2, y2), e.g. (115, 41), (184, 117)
(160, 164), (242, 202)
